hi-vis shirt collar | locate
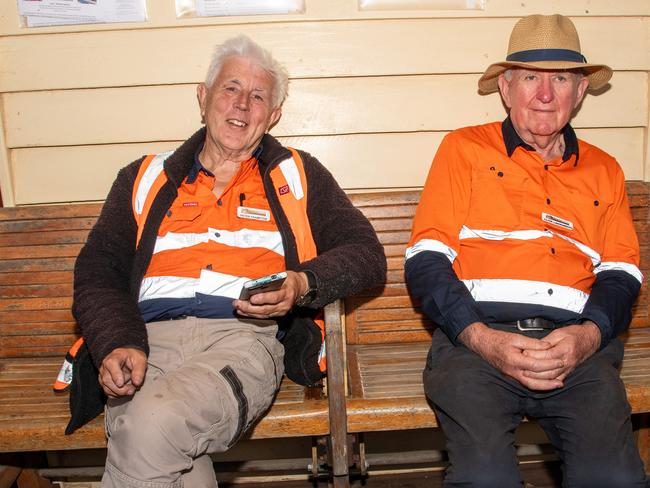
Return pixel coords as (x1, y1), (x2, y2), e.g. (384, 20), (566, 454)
(501, 116), (579, 164)
(186, 141), (265, 184)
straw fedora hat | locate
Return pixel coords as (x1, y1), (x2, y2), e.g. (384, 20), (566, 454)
(478, 14), (612, 94)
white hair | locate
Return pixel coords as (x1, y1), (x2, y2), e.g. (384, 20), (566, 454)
(503, 68), (585, 82)
(204, 35), (289, 108)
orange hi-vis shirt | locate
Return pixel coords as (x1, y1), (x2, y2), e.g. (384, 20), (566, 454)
(407, 121), (642, 317)
(135, 151), (285, 321)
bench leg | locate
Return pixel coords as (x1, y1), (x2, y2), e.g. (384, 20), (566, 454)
(0, 466), (22, 488)
(638, 413), (650, 474)
(16, 469), (55, 488)
(325, 301), (350, 488)
(331, 474), (350, 488)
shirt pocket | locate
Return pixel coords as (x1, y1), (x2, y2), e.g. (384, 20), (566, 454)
(158, 205), (204, 235)
(467, 168), (528, 229)
(553, 190), (611, 251)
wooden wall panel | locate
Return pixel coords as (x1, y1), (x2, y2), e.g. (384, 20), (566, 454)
(0, 2), (649, 204)
(4, 73), (646, 149)
(10, 142), (177, 205)
(1, 17), (647, 92)
(11, 128), (644, 204)
(1, 1), (649, 36)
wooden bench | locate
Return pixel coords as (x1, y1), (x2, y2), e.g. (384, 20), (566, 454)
(2, 182), (649, 485)
(336, 181), (650, 476)
(0, 203), (348, 487)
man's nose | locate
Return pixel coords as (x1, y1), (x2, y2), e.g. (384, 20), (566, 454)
(235, 92), (250, 110)
(537, 76), (554, 103)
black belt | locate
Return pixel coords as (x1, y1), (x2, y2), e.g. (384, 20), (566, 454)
(500, 317), (556, 331)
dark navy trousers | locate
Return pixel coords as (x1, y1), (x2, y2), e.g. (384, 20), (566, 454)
(424, 328), (648, 488)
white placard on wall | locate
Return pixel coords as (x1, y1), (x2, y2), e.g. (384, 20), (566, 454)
(176, 0), (305, 18)
(17, 0), (147, 27)
(359, 0), (484, 10)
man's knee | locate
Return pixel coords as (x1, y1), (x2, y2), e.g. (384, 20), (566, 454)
(107, 397), (198, 469)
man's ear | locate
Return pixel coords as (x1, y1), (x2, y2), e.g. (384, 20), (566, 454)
(573, 75), (589, 109)
(497, 73), (512, 109)
(197, 83), (207, 122)
(268, 107), (282, 130)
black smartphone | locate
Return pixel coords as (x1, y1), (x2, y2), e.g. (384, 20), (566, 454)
(239, 272), (288, 300)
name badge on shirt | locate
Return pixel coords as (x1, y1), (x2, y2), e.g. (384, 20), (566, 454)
(542, 212), (574, 231)
(237, 206), (271, 222)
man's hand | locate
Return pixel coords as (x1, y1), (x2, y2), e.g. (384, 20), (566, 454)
(522, 322), (601, 383)
(99, 347), (147, 398)
(233, 270), (308, 319)
(459, 322), (565, 390)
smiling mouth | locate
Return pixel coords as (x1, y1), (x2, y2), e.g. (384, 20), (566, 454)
(227, 119), (248, 128)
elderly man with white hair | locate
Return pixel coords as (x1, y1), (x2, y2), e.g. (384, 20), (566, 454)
(406, 14), (648, 487)
(71, 35), (385, 487)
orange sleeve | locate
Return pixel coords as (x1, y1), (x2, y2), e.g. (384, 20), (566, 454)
(408, 131), (474, 260)
(601, 164), (641, 271)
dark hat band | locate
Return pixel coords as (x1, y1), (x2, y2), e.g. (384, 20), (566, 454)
(506, 48), (587, 64)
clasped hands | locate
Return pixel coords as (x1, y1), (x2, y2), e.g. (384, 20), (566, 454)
(459, 321), (601, 391)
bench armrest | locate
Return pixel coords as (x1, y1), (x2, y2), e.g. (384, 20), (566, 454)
(324, 299), (348, 477)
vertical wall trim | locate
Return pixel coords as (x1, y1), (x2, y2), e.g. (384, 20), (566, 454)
(646, 72), (650, 182)
(0, 95), (15, 207)
(645, 18), (650, 183)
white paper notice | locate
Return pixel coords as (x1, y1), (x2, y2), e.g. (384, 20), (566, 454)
(18, 0), (147, 27)
(195, 0), (304, 17)
(358, 0), (484, 9)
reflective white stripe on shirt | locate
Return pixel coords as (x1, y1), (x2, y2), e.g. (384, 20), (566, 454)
(196, 269), (250, 299)
(153, 227), (285, 256)
(458, 226), (602, 267)
(139, 275), (198, 301)
(462, 278), (589, 313)
(458, 226), (552, 242)
(139, 269), (250, 302)
(279, 157), (304, 200)
(134, 151), (173, 216)
(551, 232), (601, 267)
(595, 261), (644, 283)
(405, 238), (458, 263)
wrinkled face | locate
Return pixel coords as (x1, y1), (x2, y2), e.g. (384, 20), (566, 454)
(197, 56), (282, 159)
(498, 68), (589, 141)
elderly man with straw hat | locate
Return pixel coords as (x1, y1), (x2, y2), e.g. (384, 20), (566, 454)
(406, 14), (648, 487)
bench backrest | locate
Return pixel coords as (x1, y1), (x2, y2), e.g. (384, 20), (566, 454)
(1, 181), (648, 358)
(0, 203), (102, 359)
(344, 181), (650, 347)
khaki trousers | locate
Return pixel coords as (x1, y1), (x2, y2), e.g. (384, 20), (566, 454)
(101, 317), (284, 488)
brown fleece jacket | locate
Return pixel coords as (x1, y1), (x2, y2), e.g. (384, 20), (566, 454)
(72, 128), (386, 370)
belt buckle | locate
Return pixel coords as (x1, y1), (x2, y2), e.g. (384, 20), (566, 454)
(516, 319), (544, 332)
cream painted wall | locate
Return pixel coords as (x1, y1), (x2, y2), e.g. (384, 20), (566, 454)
(0, 1), (649, 205)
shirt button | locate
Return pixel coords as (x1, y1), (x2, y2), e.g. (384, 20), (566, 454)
(166, 210), (172, 217)
(548, 288), (553, 295)
(497, 171), (504, 177)
(551, 248), (556, 254)
(544, 165), (549, 170)
(217, 199), (222, 206)
(214, 232), (221, 238)
(594, 200), (600, 206)
(546, 198), (551, 204)
(206, 264), (213, 270)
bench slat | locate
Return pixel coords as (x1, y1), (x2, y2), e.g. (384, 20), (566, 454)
(0, 204), (103, 222)
(0, 230), (91, 247)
